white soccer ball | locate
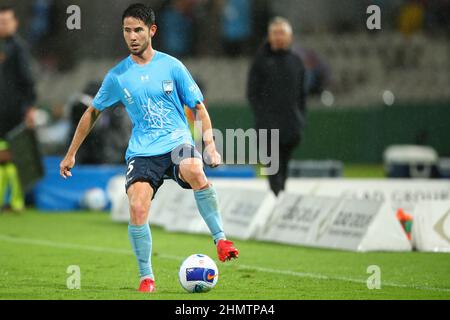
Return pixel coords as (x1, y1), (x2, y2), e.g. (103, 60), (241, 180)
(81, 188), (108, 211)
(178, 254), (219, 293)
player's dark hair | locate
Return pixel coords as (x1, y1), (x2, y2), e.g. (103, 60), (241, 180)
(122, 3), (155, 27)
(0, 5), (16, 17)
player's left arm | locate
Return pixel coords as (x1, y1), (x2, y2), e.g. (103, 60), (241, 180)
(174, 62), (221, 167)
(194, 102), (221, 168)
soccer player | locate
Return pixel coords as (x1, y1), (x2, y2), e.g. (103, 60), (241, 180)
(59, 3), (239, 293)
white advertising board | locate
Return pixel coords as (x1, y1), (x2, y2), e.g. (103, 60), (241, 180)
(412, 201), (450, 252)
(109, 177), (449, 252)
(257, 194), (404, 251)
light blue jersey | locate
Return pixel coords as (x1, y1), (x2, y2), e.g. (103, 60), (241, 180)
(92, 51), (203, 161)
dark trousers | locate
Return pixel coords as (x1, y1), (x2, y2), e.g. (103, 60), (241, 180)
(261, 135), (300, 197)
(268, 142), (297, 196)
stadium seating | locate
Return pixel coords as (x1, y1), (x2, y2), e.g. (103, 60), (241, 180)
(35, 32), (448, 109)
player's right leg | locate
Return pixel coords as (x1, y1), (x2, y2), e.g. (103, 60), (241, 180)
(127, 181), (155, 293)
(125, 155), (170, 292)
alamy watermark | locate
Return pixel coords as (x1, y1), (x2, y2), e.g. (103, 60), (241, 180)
(366, 265), (381, 290)
(367, 5), (381, 30)
(170, 120), (280, 176)
(66, 265), (81, 290)
(66, 5), (81, 30)
(68, 5), (382, 31)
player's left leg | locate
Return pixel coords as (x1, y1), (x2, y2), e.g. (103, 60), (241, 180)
(179, 157), (239, 262)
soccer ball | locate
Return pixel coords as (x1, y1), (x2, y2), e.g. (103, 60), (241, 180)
(81, 188), (108, 211)
(178, 254), (219, 293)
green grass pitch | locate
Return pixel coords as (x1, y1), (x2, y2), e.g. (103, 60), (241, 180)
(0, 211), (449, 300)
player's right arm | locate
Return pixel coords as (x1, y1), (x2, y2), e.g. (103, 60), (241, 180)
(59, 106), (101, 179)
(60, 70), (119, 179)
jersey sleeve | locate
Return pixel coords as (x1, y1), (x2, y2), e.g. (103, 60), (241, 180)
(92, 72), (120, 111)
(173, 63), (204, 109)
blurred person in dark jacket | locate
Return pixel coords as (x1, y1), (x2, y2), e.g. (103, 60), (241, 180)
(0, 6), (37, 212)
(247, 17), (307, 196)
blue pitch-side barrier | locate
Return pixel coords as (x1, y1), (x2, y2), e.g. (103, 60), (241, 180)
(33, 157), (256, 211)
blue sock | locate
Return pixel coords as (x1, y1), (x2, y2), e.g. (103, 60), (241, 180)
(194, 185), (226, 244)
(128, 224), (154, 280)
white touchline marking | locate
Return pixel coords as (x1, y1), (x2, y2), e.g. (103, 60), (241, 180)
(0, 234), (449, 293)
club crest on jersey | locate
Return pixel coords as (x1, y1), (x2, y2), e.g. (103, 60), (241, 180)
(163, 80), (174, 95)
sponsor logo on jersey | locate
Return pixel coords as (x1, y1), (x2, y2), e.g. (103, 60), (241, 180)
(123, 88), (134, 105)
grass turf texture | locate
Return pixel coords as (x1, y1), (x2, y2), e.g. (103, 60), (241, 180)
(0, 211), (449, 300)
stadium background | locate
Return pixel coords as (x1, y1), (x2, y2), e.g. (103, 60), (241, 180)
(0, 0), (449, 300)
(5, 0), (450, 164)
